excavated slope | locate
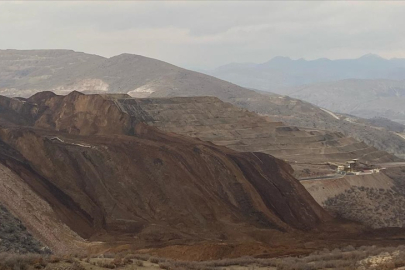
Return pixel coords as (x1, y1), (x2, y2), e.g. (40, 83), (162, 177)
(108, 96), (397, 177)
(0, 92), (330, 253)
(103, 95), (405, 229)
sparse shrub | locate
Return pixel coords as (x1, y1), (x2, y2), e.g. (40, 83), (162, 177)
(31, 257), (47, 269)
(71, 262), (86, 270)
(158, 263), (171, 270)
(97, 261), (116, 269)
(48, 255), (61, 263)
(111, 257), (123, 266)
(149, 257), (161, 264)
(63, 255), (74, 263)
(103, 253), (116, 259)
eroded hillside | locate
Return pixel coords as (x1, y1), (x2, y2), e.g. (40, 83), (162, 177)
(0, 92), (332, 255)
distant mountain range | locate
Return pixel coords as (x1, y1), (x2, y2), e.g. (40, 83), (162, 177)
(200, 54), (405, 124)
(202, 54), (405, 89)
(279, 79), (405, 125)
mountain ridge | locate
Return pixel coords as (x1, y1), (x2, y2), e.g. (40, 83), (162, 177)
(1, 49), (405, 160)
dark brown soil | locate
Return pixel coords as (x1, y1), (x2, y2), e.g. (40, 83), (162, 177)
(0, 92), (331, 255)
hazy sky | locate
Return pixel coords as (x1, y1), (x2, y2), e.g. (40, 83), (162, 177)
(1, 1), (405, 69)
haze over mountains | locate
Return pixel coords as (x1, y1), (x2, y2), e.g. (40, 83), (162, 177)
(201, 54), (405, 124)
(281, 79), (405, 124)
(1, 49), (405, 160)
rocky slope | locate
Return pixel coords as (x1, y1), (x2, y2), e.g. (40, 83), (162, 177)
(0, 92), (331, 254)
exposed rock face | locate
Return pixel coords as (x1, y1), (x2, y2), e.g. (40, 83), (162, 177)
(0, 92), (330, 252)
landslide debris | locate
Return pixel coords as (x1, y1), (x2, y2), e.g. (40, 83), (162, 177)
(0, 92), (331, 254)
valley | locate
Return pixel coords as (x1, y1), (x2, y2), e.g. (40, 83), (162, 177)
(2, 0), (405, 268)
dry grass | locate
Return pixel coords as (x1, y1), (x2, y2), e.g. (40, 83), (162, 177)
(125, 245), (405, 270)
(2, 245), (405, 270)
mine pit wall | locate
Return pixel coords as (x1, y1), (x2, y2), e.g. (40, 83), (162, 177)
(106, 96), (398, 180)
(104, 95), (405, 229)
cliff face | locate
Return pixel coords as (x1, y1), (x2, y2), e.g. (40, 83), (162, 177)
(0, 92), (330, 252)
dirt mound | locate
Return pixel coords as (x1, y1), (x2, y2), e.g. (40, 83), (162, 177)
(0, 92), (331, 254)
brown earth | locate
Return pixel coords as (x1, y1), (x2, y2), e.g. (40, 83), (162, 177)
(1, 91), (405, 259)
(0, 91), (335, 256)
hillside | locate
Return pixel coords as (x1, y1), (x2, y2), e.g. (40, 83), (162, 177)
(0, 50), (252, 101)
(302, 173), (405, 228)
(202, 55), (405, 125)
(0, 204), (45, 253)
(0, 91), (331, 255)
(1, 50), (405, 159)
(105, 94), (405, 228)
(110, 95), (398, 176)
(253, 93), (405, 159)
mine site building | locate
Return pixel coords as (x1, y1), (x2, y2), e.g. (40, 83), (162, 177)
(347, 161), (357, 172)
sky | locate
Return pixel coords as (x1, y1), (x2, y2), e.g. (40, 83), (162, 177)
(1, 1), (405, 69)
